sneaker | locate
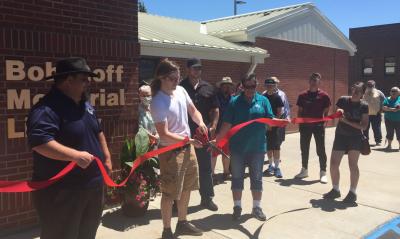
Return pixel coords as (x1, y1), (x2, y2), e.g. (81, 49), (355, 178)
(175, 221), (203, 236)
(200, 199), (218, 211)
(274, 167), (283, 178)
(264, 165), (275, 175)
(385, 145), (392, 151)
(320, 171), (328, 184)
(323, 189), (341, 199)
(162, 228), (176, 239)
(295, 168), (308, 179)
(232, 206), (242, 221)
(252, 207), (267, 221)
(223, 173), (231, 181)
(375, 142), (381, 146)
(343, 191), (357, 203)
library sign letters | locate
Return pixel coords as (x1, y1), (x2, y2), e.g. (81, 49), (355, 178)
(5, 60), (126, 139)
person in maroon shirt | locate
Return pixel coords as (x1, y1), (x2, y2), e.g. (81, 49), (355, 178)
(295, 73), (331, 183)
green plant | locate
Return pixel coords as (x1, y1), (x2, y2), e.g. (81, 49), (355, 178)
(118, 128), (160, 208)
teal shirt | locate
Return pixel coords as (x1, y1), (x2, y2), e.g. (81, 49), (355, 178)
(223, 92), (274, 154)
(383, 96), (400, 122)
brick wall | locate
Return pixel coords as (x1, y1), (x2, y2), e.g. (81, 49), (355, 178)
(254, 37), (349, 131)
(0, 0), (139, 233)
(349, 23), (400, 95)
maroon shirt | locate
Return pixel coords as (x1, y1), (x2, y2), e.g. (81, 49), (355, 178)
(296, 89), (331, 125)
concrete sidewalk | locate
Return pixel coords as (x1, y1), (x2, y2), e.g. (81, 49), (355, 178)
(2, 127), (400, 239)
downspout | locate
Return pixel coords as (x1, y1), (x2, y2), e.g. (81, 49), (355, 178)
(246, 56), (257, 76)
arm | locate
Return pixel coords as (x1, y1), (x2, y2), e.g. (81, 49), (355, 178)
(383, 106), (397, 112)
(32, 140), (94, 169)
(154, 121), (202, 148)
(297, 106), (304, 118)
(340, 113), (369, 130)
(208, 108), (219, 138)
(98, 132), (112, 171)
(187, 102), (208, 134)
(323, 106), (330, 117)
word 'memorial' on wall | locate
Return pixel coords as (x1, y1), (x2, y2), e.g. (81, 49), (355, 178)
(4, 60), (126, 139)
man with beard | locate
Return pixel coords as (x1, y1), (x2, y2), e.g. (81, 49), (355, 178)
(26, 57), (112, 239)
(180, 58), (219, 211)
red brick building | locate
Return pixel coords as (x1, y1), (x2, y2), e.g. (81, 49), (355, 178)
(139, 3), (355, 130)
(349, 23), (400, 95)
(0, 0), (140, 234)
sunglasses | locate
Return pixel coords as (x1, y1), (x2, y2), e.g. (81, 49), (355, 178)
(243, 84), (257, 90)
(191, 66), (202, 71)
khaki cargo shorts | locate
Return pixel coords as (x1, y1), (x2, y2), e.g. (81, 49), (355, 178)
(158, 144), (199, 200)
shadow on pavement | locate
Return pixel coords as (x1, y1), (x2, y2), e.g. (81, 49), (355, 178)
(267, 207), (312, 221)
(101, 207), (160, 231)
(372, 148), (399, 153)
(190, 213), (264, 239)
(310, 199), (358, 212)
(275, 178), (320, 187)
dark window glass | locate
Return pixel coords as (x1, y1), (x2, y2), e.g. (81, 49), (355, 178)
(139, 58), (160, 85)
(362, 58), (373, 76)
(385, 57), (396, 75)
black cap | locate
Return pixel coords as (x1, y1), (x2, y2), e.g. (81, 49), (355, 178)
(186, 58), (202, 68)
(44, 57), (98, 80)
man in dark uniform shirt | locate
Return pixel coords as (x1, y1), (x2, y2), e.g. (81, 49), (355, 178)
(180, 58), (219, 211)
(26, 58), (112, 239)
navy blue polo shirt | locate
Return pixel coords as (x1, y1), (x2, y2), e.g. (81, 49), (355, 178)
(26, 87), (105, 189)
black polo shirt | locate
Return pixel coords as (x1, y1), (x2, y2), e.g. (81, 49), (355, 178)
(180, 78), (219, 133)
(26, 87), (105, 189)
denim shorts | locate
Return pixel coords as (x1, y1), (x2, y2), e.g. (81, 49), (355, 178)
(230, 152), (264, 192)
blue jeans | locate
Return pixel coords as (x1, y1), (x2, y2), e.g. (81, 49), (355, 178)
(230, 152), (264, 192)
(363, 113), (382, 143)
(195, 147), (214, 201)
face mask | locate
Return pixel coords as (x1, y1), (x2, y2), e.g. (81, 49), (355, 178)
(140, 96), (152, 106)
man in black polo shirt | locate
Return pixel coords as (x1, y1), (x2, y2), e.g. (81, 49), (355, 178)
(26, 58), (112, 239)
(180, 58), (219, 211)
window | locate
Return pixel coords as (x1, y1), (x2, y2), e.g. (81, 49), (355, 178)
(362, 58), (373, 76)
(139, 57), (160, 85)
(385, 57), (396, 75)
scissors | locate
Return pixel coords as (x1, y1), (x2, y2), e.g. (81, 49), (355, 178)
(194, 128), (231, 160)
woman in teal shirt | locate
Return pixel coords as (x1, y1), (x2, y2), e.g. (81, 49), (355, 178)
(383, 87), (400, 150)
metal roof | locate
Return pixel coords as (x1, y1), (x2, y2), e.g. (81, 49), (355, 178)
(139, 12), (267, 56)
(203, 3), (310, 35)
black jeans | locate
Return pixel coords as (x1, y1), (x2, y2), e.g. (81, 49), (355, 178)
(385, 119), (400, 141)
(363, 113), (383, 143)
(195, 147), (215, 201)
(299, 124), (327, 171)
(32, 186), (104, 239)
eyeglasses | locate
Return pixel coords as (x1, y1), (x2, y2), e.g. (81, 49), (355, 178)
(243, 84), (257, 90)
(191, 66), (202, 71)
(390, 90), (398, 93)
(166, 72), (180, 82)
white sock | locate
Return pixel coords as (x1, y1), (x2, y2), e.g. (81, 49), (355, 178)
(268, 157), (273, 165)
(253, 200), (261, 208)
(234, 200), (241, 207)
(274, 158), (280, 168)
(350, 187), (357, 194)
(333, 185), (339, 191)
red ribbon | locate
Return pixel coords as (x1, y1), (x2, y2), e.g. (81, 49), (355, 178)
(216, 112), (343, 154)
(0, 112), (342, 193)
(291, 111), (342, 124)
(0, 138), (189, 193)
